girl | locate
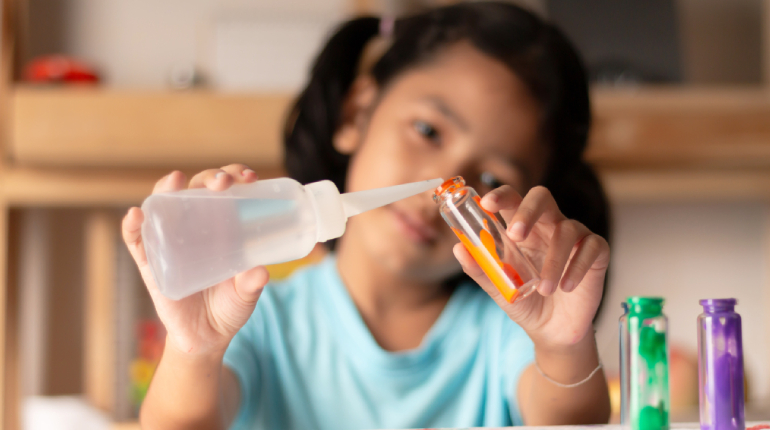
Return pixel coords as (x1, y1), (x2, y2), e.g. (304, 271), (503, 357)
(122, 2), (612, 429)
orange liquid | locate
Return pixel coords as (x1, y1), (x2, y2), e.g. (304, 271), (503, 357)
(452, 226), (524, 303)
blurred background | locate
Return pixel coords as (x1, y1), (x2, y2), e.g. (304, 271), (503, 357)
(0, 0), (768, 429)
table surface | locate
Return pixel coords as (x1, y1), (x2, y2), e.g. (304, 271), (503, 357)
(384, 423), (770, 430)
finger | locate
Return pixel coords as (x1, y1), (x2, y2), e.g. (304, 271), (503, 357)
(506, 186), (565, 241)
(206, 266), (270, 336)
(122, 207), (148, 266)
(559, 234), (610, 293)
(189, 168), (234, 191)
(220, 164), (258, 184)
(121, 208), (165, 298)
(453, 243), (484, 279)
(152, 170), (187, 194)
(538, 219), (591, 296)
(453, 243), (508, 306)
(232, 265), (270, 304)
(480, 185), (523, 223)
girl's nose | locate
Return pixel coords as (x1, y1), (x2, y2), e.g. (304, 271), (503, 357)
(419, 160), (467, 185)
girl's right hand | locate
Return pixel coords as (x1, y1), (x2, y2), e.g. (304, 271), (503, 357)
(122, 164), (270, 357)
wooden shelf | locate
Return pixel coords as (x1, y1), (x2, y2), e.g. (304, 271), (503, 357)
(10, 86), (770, 173)
(7, 85), (770, 207)
(10, 87), (293, 168)
(599, 168), (770, 203)
(588, 86), (770, 168)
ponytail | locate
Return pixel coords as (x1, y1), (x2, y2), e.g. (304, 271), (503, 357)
(284, 17), (380, 192)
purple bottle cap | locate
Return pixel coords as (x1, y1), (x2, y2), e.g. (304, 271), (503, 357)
(699, 298), (737, 307)
(700, 298), (737, 313)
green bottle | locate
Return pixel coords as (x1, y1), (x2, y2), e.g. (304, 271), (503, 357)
(626, 297), (670, 430)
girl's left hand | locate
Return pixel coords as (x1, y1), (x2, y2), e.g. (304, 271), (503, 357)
(454, 185), (610, 351)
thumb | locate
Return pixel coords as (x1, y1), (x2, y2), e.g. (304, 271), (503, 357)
(207, 266), (270, 337)
(233, 266), (270, 305)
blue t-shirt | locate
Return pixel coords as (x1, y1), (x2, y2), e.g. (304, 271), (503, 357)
(223, 256), (535, 430)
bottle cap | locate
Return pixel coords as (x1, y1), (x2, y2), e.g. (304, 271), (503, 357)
(699, 298), (737, 307)
(627, 296), (664, 314)
(304, 180), (347, 243)
(699, 298), (737, 312)
(305, 178), (444, 243)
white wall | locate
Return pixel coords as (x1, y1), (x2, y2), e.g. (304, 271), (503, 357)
(28, 0), (347, 89)
(596, 201), (770, 403)
(28, 0), (764, 89)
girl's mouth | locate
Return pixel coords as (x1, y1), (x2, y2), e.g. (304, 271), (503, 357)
(388, 206), (440, 244)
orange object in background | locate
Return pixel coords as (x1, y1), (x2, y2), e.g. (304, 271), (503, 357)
(266, 244), (327, 280)
(24, 55), (100, 84)
(607, 344), (700, 423)
(669, 345), (699, 410)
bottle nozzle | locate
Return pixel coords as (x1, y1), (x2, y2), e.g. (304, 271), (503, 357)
(341, 178), (444, 218)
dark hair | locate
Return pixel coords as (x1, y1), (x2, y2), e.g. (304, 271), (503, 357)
(283, 1), (610, 318)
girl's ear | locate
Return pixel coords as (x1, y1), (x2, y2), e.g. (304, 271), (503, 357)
(333, 75), (378, 155)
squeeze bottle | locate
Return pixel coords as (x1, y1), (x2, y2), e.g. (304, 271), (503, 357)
(141, 177), (442, 300)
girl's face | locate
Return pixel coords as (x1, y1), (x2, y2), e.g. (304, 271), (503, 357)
(337, 41), (548, 283)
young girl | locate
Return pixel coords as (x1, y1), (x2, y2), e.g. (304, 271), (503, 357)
(122, 2), (611, 429)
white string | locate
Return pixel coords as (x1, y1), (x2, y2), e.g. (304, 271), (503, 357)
(534, 360), (603, 388)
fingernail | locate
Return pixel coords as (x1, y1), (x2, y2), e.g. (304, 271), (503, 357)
(485, 192), (499, 204)
(242, 168), (256, 177)
(215, 171), (226, 180)
(539, 279), (555, 295)
(562, 279), (575, 292)
(510, 221), (526, 240)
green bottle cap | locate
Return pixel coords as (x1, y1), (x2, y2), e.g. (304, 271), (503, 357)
(626, 296), (664, 315)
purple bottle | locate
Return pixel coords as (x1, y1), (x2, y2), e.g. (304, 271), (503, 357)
(698, 299), (745, 430)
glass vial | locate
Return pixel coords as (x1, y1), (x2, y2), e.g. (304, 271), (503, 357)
(433, 177), (539, 303)
(620, 302), (630, 427)
(698, 298), (745, 430)
(626, 297), (669, 430)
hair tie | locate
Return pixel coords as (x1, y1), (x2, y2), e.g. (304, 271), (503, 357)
(379, 16), (395, 38)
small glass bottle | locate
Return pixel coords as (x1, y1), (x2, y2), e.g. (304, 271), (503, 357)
(698, 298), (745, 430)
(433, 177), (539, 303)
(620, 301), (630, 427)
(626, 297), (670, 430)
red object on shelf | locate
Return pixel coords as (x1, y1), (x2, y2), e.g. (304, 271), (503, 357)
(23, 55), (100, 84)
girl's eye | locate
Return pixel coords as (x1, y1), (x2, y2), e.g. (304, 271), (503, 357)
(480, 171), (504, 190)
(413, 120), (440, 143)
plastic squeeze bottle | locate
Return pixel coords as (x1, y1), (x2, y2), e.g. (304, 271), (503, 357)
(432, 177), (540, 303)
(697, 298), (745, 430)
(626, 296), (670, 430)
(142, 177), (443, 300)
